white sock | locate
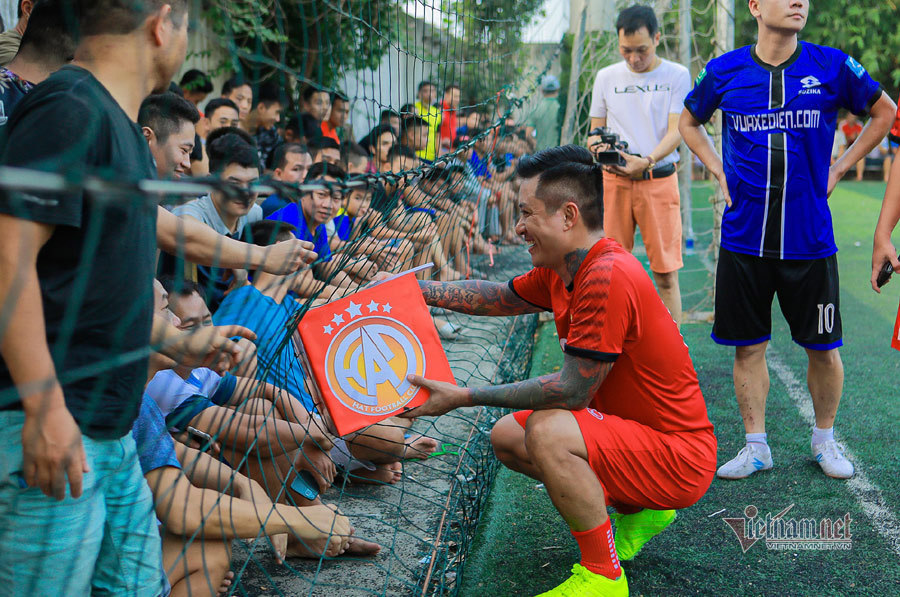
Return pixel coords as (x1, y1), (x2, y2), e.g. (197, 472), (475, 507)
(812, 426), (834, 446)
(745, 432), (769, 450)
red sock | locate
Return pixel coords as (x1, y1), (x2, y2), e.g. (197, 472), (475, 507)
(571, 518), (621, 580)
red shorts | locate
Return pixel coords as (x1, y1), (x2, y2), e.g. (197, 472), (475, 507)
(514, 408), (716, 512)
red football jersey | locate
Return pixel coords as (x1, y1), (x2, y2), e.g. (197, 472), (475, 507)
(890, 94), (900, 143)
(510, 238), (712, 434)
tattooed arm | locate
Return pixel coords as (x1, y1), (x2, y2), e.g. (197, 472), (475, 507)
(418, 280), (546, 316)
(402, 353), (614, 417)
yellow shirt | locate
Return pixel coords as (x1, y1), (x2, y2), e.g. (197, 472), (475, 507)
(414, 100), (442, 162)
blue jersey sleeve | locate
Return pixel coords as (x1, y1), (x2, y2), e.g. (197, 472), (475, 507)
(683, 62), (722, 124)
(837, 53), (882, 115)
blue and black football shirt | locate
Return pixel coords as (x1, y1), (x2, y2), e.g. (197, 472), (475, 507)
(684, 42), (882, 259)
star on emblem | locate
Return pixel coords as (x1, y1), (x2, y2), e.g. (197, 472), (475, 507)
(331, 313), (345, 326)
(367, 299), (380, 313)
(382, 303), (392, 314)
(323, 324), (334, 335)
(346, 301), (363, 318)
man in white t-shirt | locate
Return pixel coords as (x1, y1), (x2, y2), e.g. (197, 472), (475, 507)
(587, 5), (691, 326)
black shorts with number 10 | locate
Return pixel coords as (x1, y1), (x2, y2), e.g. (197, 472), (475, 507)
(712, 248), (842, 350)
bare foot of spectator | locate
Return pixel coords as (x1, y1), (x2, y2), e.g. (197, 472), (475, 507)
(285, 531), (382, 558)
(403, 434), (440, 459)
(433, 317), (460, 340)
(349, 461), (403, 484)
(217, 571), (234, 596)
(346, 536), (382, 556)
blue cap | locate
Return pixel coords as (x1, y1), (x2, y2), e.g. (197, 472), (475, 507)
(541, 75), (560, 92)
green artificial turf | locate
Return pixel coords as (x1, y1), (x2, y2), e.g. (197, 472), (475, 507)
(459, 180), (900, 596)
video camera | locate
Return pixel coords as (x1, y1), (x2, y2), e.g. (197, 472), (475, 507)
(588, 127), (631, 166)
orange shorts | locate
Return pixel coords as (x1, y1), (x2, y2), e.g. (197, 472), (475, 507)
(602, 171), (683, 274)
(514, 408), (716, 512)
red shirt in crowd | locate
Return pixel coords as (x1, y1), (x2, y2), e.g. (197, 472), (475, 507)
(439, 100), (458, 151)
(841, 120), (863, 144)
(320, 120), (340, 144)
(510, 238), (713, 434)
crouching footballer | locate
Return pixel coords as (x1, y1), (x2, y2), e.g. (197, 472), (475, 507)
(402, 145), (717, 595)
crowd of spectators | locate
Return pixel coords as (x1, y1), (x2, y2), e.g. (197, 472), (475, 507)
(0, 1), (538, 595)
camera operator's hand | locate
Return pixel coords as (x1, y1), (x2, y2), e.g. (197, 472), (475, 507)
(587, 132), (606, 158)
(608, 151), (651, 180)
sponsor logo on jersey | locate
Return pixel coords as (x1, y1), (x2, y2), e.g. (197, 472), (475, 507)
(798, 75), (822, 95)
(587, 408), (605, 421)
(845, 56), (866, 78)
(614, 83), (672, 94)
(695, 67), (707, 86)
(800, 75), (821, 89)
(729, 109), (821, 133)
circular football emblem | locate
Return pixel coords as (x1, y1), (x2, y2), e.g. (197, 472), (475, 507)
(324, 315), (425, 416)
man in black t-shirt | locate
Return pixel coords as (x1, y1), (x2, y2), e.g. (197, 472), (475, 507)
(0, 2), (303, 595)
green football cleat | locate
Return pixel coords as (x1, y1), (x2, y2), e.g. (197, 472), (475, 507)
(610, 509), (676, 561)
(534, 564), (628, 597)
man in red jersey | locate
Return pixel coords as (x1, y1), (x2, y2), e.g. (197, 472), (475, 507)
(401, 145), (716, 596)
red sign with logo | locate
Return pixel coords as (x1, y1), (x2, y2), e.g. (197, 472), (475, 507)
(296, 272), (456, 436)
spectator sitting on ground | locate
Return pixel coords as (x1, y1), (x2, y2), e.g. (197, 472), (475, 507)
(221, 74), (253, 130)
(190, 97), (240, 176)
(135, 349), (353, 591)
(261, 142), (313, 217)
(376, 145), (466, 281)
(449, 134), (502, 242)
(139, 92), (199, 179)
(299, 85), (332, 141)
(309, 135), (341, 165)
(267, 162), (377, 287)
(468, 127), (521, 244)
(455, 108), (486, 138)
(400, 114), (430, 161)
(252, 82), (283, 170)
(159, 277), (258, 378)
(147, 279), (334, 471)
(213, 221), (441, 485)
(358, 108), (400, 151)
(0, 0), (75, 129)
(169, 128), (263, 309)
(341, 141), (369, 175)
(330, 182), (415, 274)
(364, 123), (397, 172)
(322, 90), (350, 143)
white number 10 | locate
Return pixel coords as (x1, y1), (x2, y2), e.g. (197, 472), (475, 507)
(817, 303), (835, 334)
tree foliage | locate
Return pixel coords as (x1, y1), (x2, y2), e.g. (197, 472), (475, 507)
(203, 0), (397, 92)
(449, 0), (546, 103)
(735, 0), (900, 95)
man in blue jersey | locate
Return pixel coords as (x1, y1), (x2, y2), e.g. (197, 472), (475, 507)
(679, 0), (895, 480)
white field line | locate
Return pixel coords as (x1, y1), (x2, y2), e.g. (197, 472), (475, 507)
(766, 346), (900, 556)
